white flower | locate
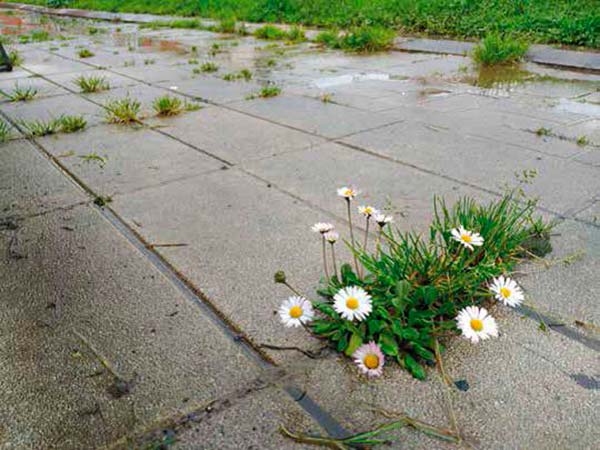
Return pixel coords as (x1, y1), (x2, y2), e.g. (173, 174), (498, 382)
(311, 222), (334, 234)
(358, 205), (379, 217)
(456, 306), (498, 344)
(374, 213), (393, 227)
(450, 226), (484, 250)
(353, 341), (385, 378)
(333, 286), (372, 321)
(337, 186), (359, 200)
(169, 86), (179, 90)
(324, 230), (339, 243)
(279, 296), (314, 328)
(490, 276), (524, 307)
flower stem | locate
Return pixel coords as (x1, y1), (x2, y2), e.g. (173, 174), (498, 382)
(346, 199), (360, 276)
(375, 227), (383, 258)
(330, 243), (338, 279)
(363, 216), (370, 251)
(283, 281), (303, 298)
(321, 235), (330, 280)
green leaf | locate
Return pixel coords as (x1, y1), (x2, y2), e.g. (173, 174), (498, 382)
(311, 320), (339, 335)
(379, 333), (399, 356)
(367, 319), (384, 335)
(340, 263), (358, 285)
(405, 354), (426, 380)
(400, 327), (419, 341)
(412, 344), (435, 361)
(396, 280), (411, 298)
(345, 333), (363, 356)
(337, 332), (349, 352)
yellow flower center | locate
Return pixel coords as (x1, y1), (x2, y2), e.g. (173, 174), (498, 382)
(344, 189), (353, 197)
(500, 287), (511, 298)
(364, 354), (379, 369)
(289, 305), (303, 319)
(470, 319), (484, 332)
(346, 297), (359, 310)
(461, 234), (472, 243)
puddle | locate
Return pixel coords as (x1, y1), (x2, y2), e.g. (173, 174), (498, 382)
(466, 64), (536, 90)
(313, 72), (390, 89)
(138, 36), (187, 54)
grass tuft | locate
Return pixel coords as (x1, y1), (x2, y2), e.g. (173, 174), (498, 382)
(2, 84), (38, 102)
(59, 115), (87, 133)
(254, 24), (288, 41)
(223, 68), (253, 81)
(19, 117), (63, 137)
(78, 48), (95, 58)
(316, 26), (395, 52)
(74, 74), (110, 93)
(152, 95), (184, 116)
(104, 97), (141, 124)
(472, 33), (529, 66)
(199, 61), (219, 73)
(0, 120), (11, 142)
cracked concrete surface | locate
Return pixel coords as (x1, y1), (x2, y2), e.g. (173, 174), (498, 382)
(0, 7), (599, 450)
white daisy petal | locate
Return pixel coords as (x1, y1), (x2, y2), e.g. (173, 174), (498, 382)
(333, 286), (372, 321)
(279, 296), (314, 328)
(358, 205), (379, 217)
(456, 306), (498, 343)
(490, 276), (524, 307)
(353, 341), (385, 378)
(311, 222), (335, 234)
(374, 213), (393, 227)
(450, 225), (484, 250)
(324, 230), (339, 243)
(337, 186), (359, 199)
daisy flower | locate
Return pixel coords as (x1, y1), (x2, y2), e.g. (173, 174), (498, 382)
(353, 341), (385, 378)
(311, 222), (334, 234)
(279, 296), (314, 328)
(490, 275), (524, 307)
(324, 230), (339, 243)
(358, 205), (379, 217)
(450, 225), (484, 250)
(374, 213), (393, 227)
(333, 286), (372, 321)
(456, 306), (498, 344)
(337, 186), (359, 200)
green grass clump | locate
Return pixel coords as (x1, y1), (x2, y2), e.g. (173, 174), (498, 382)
(74, 74), (110, 93)
(254, 24), (288, 40)
(59, 115), (87, 133)
(19, 117), (63, 137)
(8, 50), (22, 67)
(305, 191), (551, 379)
(152, 95), (184, 116)
(78, 48), (95, 58)
(315, 30), (340, 48)
(0, 120), (11, 142)
(199, 61), (219, 73)
(223, 68), (253, 81)
(258, 85), (281, 98)
(473, 34), (529, 66)
(16, 0), (600, 48)
(104, 97), (141, 124)
(286, 26), (306, 42)
(218, 16), (237, 33)
(315, 26), (395, 52)
(2, 84), (38, 102)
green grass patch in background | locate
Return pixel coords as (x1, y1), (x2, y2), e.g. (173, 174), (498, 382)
(473, 33), (529, 65)
(19, 0), (600, 48)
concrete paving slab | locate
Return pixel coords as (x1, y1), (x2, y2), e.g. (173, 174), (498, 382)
(152, 107), (325, 164)
(171, 388), (316, 450)
(0, 203), (262, 449)
(36, 124), (224, 195)
(0, 139), (85, 218)
(341, 120), (600, 216)
(21, 52), (93, 76)
(112, 64), (194, 84)
(242, 142), (494, 230)
(0, 92), (105, 126)
(110, 168), (334, 365)
(518, 219), (600, 326)
(231, 95), (401, 139)
(157, 76), (262, 104)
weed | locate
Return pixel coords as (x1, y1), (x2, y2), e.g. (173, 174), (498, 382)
(340, 26), (396, 52)
(104, 97), (141, 124)
(287, 26), (306, 42)
(200, 61), (219, 73)
(78, 48), (95, 58)
(472, 33), (529, 66)
(74, 75), (110, 93)
(535, 127), (552, 136)
(218, 17), (237, 33)
(144, 58), (156, 65)
(19, 117), (63, 137)
(255, 25), (287, 41)
(184, 101), (202, 111)
(188, 58), (199, 65)
(59, 115), (87, 133)
(30, 30), (50, 42)
(93, 195), (112, 207)
(79, 152), (107, 168)
(222, 68), (252, 82)
(152, 95), (184, 116)
(258, 85), (281, 98)
(576, 135), (589, 146)
(8, 50), (23, 67)
(320, 93), (333, 103)
(2, 84), (38, 102)
(0, 120), (10, 142)
(315, 30), (341, 48)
